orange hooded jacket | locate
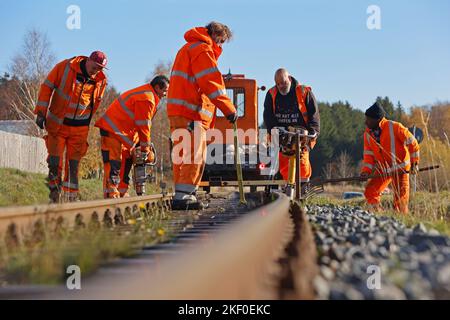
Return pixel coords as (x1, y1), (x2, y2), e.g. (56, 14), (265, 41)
(167, 27), (236, 128)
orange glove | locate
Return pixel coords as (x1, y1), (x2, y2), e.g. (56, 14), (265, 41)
(143, 149), (155, 164)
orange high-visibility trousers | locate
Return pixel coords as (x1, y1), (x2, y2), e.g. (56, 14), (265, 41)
(364, 172), (410, 214)
(169, 116), (207, 197)
(118, 148), (133, 196)
(101, 132), (122, 198)
(100, 131), (134, 198)
(278, 150), (312, 182)
(45, 124), (89, 198)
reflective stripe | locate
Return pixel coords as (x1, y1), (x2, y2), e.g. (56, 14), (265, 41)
(62, 181), (79, 189)
(404, 136), (415, 145)
(60, 62), (71, 91)
(410, 151), (420, 158)
(385, 161), (410, 173)
(167, 98), (213, 118)
(362, 163), (374, 170)
(389, 121), (397, 164)
(68, 102), (89, 110)
(171, 70), (195, 83)
(207, 89), (226, 100)
(194, 67), (220, 80)
(364, 150), (374, 156)
(135, 119), (151, 126)
(36, 101), (49, 108)
(56, 88), (71, 101)
(102, 114), (134, 146)
(175, 183), (197, 194)
(55, 62), (72, 101)
(123, 90), (154, 103)
(65, 113), (90, 120)
(365, 132), (372, 147)
(47, 110), (63, 125)
(189, 42), (202, 50)
(44, 79), (55, 89)
(118, 97), (135, 119)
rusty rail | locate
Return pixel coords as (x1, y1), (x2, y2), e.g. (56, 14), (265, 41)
(37, 192), (318, 300)
(0, 194), (172, 241)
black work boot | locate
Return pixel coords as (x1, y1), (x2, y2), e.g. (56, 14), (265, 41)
(171, 199), (205, 210)
(171, 193), (208, 211)
(49, 189), (61, 204)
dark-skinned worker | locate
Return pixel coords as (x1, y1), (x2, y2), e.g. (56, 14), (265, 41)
(34, 51), (108, 203)
(168, 21), (237, 210)
(263, 68), (320, 189)
(95, 75), (169, 199)
(360, 102), (420, 214)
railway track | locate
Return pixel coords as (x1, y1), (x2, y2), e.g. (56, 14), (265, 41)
(0, 193), (173, 245)
(0, 190), (319, 299)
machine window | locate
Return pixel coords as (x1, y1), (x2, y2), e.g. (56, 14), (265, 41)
(217, 87), (245, 117)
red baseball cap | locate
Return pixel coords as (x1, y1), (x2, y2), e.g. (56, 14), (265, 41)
(89, 51), (108, 69)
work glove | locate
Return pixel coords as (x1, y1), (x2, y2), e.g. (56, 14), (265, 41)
(360, 172), (370, 180)
(143, 149), (155, 164)
(226, 112), (238, 124)
(36, 114), (46, 129)
(410, 162), (419, 175)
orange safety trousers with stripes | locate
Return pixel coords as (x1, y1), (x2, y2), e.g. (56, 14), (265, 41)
(364, 172), (410, 214)
(278, 150), (312, 182)
(45, 124), (89, 197)
(169, 116), (207, 196)
(100, 131), (133, 199)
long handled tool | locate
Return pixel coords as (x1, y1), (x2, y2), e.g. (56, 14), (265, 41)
(311, 165), (440, 186)
(233, 122), (247, 205)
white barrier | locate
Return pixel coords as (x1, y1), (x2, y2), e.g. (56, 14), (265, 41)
(0, 131), (47, 174)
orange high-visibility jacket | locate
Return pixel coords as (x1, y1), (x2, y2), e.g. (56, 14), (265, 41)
(95, 83), (160, 150)
(34, 56), (107, 134)
(361, 118), (420, 175)
(269, 84), (311, 123)
(269, 84), (317, 149)
(167, 27), (236, 128)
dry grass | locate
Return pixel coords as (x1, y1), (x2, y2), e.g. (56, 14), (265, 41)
(0, 202), (187, 285)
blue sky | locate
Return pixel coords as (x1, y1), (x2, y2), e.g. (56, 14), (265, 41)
(1, 0), (449, 121)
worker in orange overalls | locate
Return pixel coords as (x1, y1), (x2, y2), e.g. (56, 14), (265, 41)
(360, 102), (420, 214)
(263, 68), (320, 190)
(34, 51), (108, 203)
(168, 21), (237, 210)
(95, 75), (169, 198)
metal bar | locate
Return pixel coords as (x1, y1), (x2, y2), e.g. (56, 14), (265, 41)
(199, 180), (287, 187)
(233, 121), (247, 205)
(313, 165), (440, 186)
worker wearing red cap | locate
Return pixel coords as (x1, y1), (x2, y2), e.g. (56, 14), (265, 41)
(34, 51), (108, 203)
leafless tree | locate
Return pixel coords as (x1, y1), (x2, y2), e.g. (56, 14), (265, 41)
(322, 162), (335, 179)
(146, 60), (172, 81)
(147, 60), (173, 182)
(335, 151), (354, 179)
(6, 28), (56, 120)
